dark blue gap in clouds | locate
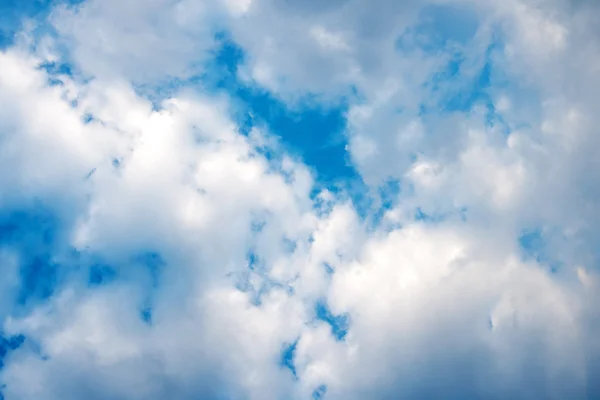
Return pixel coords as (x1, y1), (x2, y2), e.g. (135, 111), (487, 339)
(0, 333), (25, 369)
(0, 333), (25, 398)
(133, 252), (165, 325)
(135, 251), (164, 289)
(18, 255), (57, 304)
(140, 305), (152, 325)
(38, 61), (78, 90)
(0, 205), (171, 321)
(315, 300), (349, 341)
(312, 384), (327, 400)
(246, 249), (260, 271)
(88, 263), (117, 287)
(0, 207), (58, 247)
(209, 33), (358, 185)
(0, 207), (64, 307)
(0, 330), (26, 399)
(280, 339), (299, 379)
(207, 33), (394, 219)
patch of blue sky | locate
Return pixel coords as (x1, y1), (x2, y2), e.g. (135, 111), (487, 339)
(378, 179), (401, 211)
(396, 3), (479, 54)
(135, 251), (164, 289)
(88, 263), (117, 287)
(367, 178), (402, 229)
(518, 228), (562, 273)
(0, 332), (25, 369)
(0, 0), (90, 104)
(0, 207), (57, 249)
(140, 305), (153, 325)
(312, 385), (327, 400)
(0, 206), (69, 308)
(38, 60), (74, 76)
(407, 9), (514, 136)
(314, 300), (349, 341)
(210, 34), (402, 225)
(368, 180), (468, 231)
(425, 42), (504, 113)
(0, 0), (48, 48)
(0, 0), (83, 49)
(210, 37), (357, 185)
(415, 207), (443, 223)
(17, 255), (58, 305)
(0, 203), (169, 323)
(311, 177), (372, 223)
(38, 60), (80, 90)
(142, 32), (363, 192)
(24, 336), (49, 363)
(311, 188), (336, 218)
(323, 262), (334, 275)
(86, 251), (166, 311)
(60, 248), (119, 290)
(127, 252), (166, 324)
(229, 250), (262, 294)
(0, 332), (25, 398)
(246, 249), (260, 272)
(280, 339), (299, 379)
(231, 248), (296, 305)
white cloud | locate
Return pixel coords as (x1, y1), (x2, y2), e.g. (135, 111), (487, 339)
(1, 0), (600, 399)
(222, 0), (254, 17)
(47, 0), (226, 83)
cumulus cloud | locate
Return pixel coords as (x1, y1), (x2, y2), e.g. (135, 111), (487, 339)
(0, 0), (599, 399)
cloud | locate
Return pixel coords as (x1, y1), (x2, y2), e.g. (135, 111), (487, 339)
(0, 0), (599, 399)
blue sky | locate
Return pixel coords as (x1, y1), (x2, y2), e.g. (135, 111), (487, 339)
(0, 0), (599, 399)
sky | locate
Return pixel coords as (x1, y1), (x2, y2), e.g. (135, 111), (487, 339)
(0, 0), (599, 399)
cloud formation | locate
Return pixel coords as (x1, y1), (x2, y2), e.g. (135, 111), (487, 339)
(0, 0), (599, 399)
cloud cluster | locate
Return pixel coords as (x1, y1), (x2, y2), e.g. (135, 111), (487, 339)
(0, 0), (599, 399)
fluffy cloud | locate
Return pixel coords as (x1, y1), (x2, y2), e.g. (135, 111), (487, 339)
(0, 0), (599, 399)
